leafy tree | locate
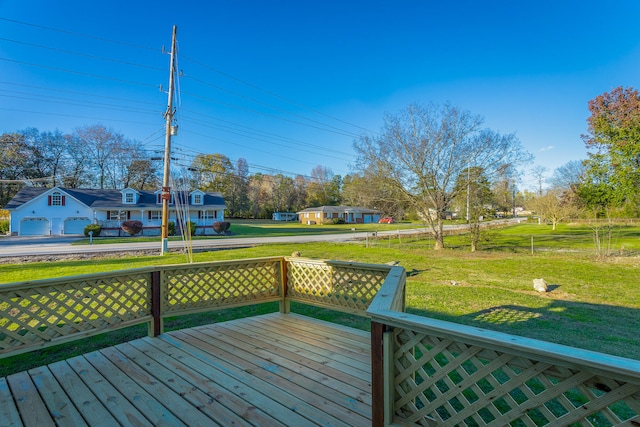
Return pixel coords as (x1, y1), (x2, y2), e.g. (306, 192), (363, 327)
(225, 158), (250, 217)
(581, 86), (640, 207)
(577, 153), (626, 216)
(190, 153), (234, 193)
(529, 189), (579, 230)
(123, 159), (159, 190)
(247, 173), (271, 218)
(305, 166), (341, 207)
(291, 175), (308, 212)
(354, 103), (531, 249)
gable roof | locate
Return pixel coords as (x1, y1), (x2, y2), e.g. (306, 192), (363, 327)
(3, 187), (49, 210)
(5, 187), (225, 210)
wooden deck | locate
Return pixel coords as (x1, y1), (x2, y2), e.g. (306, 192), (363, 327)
(0, 313), (372, 427)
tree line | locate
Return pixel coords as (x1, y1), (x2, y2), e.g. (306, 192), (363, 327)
(2, 89), (639, 250)
(0, 124), (344, 216)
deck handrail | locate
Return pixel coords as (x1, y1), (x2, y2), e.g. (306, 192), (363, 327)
(366, 265), (640, 426)
(0, 256), (390, 359)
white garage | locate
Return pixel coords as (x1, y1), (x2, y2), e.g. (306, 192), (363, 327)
(64, 217), (92, 235)
(20, 218), (50, 236)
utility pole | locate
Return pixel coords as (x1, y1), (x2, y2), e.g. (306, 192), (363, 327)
(161, 25), (177, 255)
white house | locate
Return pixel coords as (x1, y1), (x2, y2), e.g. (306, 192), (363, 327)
(272, 212), (298, 221)
(5, 187), (226, 236)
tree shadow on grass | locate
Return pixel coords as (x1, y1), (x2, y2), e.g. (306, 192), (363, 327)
(406, 297), (640, 360)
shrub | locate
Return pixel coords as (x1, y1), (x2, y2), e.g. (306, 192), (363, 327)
(0, 220), (9, 235)
(83, 224), (101, 237)
(189, 221), (197, 236)
(121, 220), (143, 236)
(332, 218), (345, 224)
(168, 221), (176, 236)
(213, 221), (231, 234)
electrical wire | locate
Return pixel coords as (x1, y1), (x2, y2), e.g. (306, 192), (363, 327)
(1, 18), (366, 182)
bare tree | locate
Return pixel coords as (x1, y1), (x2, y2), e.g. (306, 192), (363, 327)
(74, 124), (127, 189)
(354, 102), (531, 250)
(550, 160), (585, 191)
(530, 165), (548, 196)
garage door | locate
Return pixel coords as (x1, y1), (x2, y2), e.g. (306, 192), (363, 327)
(64, 217), (91, 235)
(20, 218), (50, 236)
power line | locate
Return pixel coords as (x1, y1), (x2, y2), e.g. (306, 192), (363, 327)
(0, 81), (161, 106)
(183, 74), (362, 138)
(0, 89), (160, 115)
(0, 17), (159, 52)
(1, 18), (359, 181)
(180, 88), (359, 138)
(178, 116), (354, 163)
(0, 107), (158, 126)
(0, 37), (165, 71)
(0, 57), (159, 88)
(181, 53), (377, 136)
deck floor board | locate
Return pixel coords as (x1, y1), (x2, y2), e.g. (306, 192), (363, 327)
(0, 313), (372, 427)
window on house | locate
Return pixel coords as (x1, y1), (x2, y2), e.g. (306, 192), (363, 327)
(125, 192), (134, 203)
(193, 194), (202, 205)
(108, 211), (128, 221)
(50, 192), (64, 206)
(201, 210), (216, 220)
(148, 211), (161, 220)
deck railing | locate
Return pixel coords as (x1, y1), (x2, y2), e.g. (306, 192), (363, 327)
(3, 256), (640, 426)
(0, 256), (391, 358)
(367, 268), (640, 426)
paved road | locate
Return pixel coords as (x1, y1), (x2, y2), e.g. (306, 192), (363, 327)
(0, 220), (518, 259)
(0, 229), (414, 258)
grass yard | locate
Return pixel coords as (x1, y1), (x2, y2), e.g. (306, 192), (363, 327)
(72, 218), (425, 244)
(1, 222), (639, 376)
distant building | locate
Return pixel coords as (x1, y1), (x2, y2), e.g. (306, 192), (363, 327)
(272, 212), (298, 221)
(297, 206), (381, 225)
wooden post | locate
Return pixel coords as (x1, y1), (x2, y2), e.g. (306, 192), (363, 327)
(150, 271), (162, 336)
(279, 258), (290, 314)
(371, 321), (385, 426)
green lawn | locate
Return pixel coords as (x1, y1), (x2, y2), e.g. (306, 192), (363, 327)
(1, 222), (639, 376)
(71, 218), (425, 244)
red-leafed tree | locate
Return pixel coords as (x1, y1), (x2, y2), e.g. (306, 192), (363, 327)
(580, 86), (640, 211)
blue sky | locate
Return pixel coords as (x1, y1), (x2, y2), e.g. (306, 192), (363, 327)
(2, 1), (640, 189)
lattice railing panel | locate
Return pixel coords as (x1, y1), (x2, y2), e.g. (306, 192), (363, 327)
(391, 327), (640, 426)
(163, 260), (281, 314)
(0, 273), (151, 355)
(287, 260), (388, 313)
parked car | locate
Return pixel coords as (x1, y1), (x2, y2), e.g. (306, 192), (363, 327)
(378, 217), (395, 224)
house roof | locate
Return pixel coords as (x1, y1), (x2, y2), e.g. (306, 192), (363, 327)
(5, 187), (226, 210)
(297, 205), (381, 214)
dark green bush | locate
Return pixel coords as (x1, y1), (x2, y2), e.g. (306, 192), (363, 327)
(0, 220), (9, 234)
(168, 221), (176, 236)
(83, 224), (101, 237)
(332, 218), (345, 224)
